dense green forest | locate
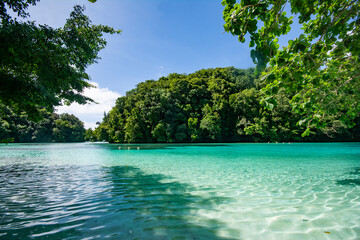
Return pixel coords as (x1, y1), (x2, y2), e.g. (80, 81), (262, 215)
(91, 67), (360, 143)
(0, 105), (86, 143)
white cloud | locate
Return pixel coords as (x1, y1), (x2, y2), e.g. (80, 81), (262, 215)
(156, 65), (166, 79)
(56, 82), (121, 129)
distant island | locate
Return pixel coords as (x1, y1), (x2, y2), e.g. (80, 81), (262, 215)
(0, 108), (85, 143)
(89, 67), (360, 143)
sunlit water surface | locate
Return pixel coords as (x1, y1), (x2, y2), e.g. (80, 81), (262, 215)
(0, 143), (359, 239)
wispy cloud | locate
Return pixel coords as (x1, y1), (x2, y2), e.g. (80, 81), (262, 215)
(56, 82), (121, 129)
(156, 65), (166, 79)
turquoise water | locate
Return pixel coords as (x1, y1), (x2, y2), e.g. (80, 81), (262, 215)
(0, 143), (359, 239)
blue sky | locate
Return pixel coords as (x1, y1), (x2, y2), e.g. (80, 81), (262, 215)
(24, 0), (301, 128)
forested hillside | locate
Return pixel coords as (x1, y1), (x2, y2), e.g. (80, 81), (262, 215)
(92, 67), (360, 143)
(0, 105), (86, 143)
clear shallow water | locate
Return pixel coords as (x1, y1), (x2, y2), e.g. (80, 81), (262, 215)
(0, 143), (359, 240)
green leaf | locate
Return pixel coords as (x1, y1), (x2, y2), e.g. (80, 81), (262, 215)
(298, 118), (307, 126)
(301, 128), (310, 137)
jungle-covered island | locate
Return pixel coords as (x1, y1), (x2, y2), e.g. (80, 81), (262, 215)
(90, 67), (360, 143)
(0, 107), (86, 143)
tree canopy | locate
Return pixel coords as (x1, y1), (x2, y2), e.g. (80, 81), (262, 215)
(0, 104), (86, 143)
(91, 67), (360, 143)
(222, 0), (360, 135)
(0, 0), (120, 120)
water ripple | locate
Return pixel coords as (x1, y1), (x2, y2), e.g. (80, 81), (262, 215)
(0, 164), (236, 240)
(0, 143), (360, 239)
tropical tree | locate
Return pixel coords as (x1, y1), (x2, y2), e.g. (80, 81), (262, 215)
(0, 0), (120, 120)
(222, 0), (360, 135)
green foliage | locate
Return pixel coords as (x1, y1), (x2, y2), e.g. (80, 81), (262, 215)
(222, 0), (360, 135)
(0, 138), (14, 144)
(0, 104), (86, 142)
(93, 67), (360, 143)
(84, 128), (95, 142)
(52, 113), (85, 142)
(0, 1), (120, 120)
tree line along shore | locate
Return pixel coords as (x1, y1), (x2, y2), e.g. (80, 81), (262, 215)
(2, 67), (359, 144)
(89, 67), (360, 143)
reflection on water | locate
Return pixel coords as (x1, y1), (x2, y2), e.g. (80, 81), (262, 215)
(107, 143), (229, 151)
(336, 167), (360, 186)
(0, 142), (360, 239)
(336, 179), (360, 186)
(0, 164), (234, 240)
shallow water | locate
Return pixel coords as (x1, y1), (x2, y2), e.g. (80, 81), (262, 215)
(0, 142), (359, 239)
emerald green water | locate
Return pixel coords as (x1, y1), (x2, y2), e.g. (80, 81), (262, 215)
(0, 143), (359, 239)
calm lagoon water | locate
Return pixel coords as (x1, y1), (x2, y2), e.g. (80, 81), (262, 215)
(0, 143), (359, 240)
